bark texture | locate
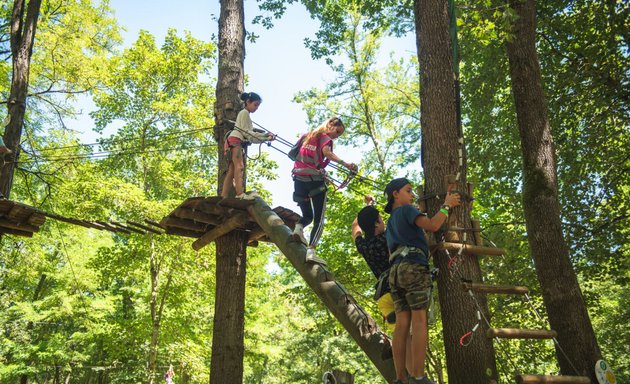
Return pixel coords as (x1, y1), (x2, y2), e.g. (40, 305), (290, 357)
(414, 0), (498, 382)
(505, 0), (601, 380)
(210, 0), (247, 383)
(1, 0), (43, 199)
(247, 199), (396, 382)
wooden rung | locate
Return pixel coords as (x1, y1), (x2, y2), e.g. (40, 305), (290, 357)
(462, 282), (529, 295)
(487, 328), (557, 339)
(0, 218), (39, 232)
(436, 242), (505, 256)
(162, 217), (208, 232)
(192, 212), (249, 251)
(516, 374), (590, 384)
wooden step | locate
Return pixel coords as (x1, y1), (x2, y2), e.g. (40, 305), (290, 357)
(487, 328), (557, 339)
(435, 242), (505, 256)
(462, 282), (529, 295)
(516, 374), (590, 384)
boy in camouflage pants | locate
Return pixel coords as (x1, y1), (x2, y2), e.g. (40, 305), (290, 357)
(384, 178), (460, 384)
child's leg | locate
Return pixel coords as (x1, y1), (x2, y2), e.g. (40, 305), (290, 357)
(410, 309), (428, 378)
(405, 332), (413, 376)
(392, 310), (411, 380)
(221, 161), (235, 198)
(308, 188), (327, 247)
(231, 145), (245, 195)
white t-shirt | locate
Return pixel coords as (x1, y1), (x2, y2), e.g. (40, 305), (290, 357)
(229, 109), (268, 143)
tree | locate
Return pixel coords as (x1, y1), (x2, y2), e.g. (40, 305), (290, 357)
(412, 0), (498, 382)
(1, 0), (43, 200)
(211, 0), (248, 382)
(504, 0), (602, 379)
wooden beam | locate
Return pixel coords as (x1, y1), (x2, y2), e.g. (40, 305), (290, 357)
(435, 242), (505, 256)
(144, 219), (165, 229)
(95, 221), (130, 234)
(127, 220), (163, 234)
(192, 212), (249, 251)
(162, 217), (208, 232)
(246, 198), (396, 381)
(0, 218), (39, 232)
(516, 374), (590, 384)
(172, 207), (222, 225)
(462, 282), (529, 295)
(0, 226), (33, 237)
(487, 328), (557, 340)
(110, 221), (145, 235)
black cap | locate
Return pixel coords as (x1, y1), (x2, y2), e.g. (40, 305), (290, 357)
(357, 206), (380, 239)
(384, 177), (411, 214)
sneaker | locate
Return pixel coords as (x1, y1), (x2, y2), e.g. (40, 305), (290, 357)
(305, 247), (327, 265)
(292, 224), (308, 245)
(409, 376), (435, 384)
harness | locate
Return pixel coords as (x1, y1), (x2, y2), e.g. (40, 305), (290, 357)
(389, 245), (427, 263)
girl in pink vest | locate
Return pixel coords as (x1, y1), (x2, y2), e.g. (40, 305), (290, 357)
(291, 117), (358, 263)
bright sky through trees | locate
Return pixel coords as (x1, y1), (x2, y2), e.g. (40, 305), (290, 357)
(68, 0), (416, 208)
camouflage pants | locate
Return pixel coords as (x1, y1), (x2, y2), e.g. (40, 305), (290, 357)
(389, 261), (431, 312)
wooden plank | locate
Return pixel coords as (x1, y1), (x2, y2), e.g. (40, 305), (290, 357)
(435, 242), (505, 256)
(487, 328), (557, 340)
(462, 282), (529, 295)
(110, 221), (145, 235)
(162, 217), (208, 232)
(0, 226), (34, 237)
(192, 212), (250, 251)
(166, 227), (207, 238)
(127, 220), (163, 234)
(95, 221), (130, 234)
(145, 219), (165, 229)
(516, 374), (590, 384)
(172, 207), (222, 225)
(0, 218), (39, 233)
(26, 212), (46, 226)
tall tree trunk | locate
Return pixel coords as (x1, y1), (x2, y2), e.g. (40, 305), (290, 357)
(505, 0), (601, 380)
(0, 0), (43, 199)
(210, 0), (247, 383)
(413, 0), (498, 382)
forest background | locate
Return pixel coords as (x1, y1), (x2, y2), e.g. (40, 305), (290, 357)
(0, 0), (627, 383)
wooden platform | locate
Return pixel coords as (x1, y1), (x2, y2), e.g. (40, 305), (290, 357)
(0, 199), (46, 237)
(160, 196), (301, 250)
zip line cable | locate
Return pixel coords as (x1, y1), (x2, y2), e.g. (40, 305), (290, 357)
(31, 126), (214, 153)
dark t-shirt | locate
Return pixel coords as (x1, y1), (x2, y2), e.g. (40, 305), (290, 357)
(386, 204), (429, 265)
(355, 233), (390, 278)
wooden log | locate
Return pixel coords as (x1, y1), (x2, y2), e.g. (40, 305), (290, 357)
(246, 198), (395, 382)
(0, 218), (39, 232)
(516, 374), (590, 384)
(144, 219), (165, 229)
(487, 328), (557, 339)
(110, 221), (145, 235)
(165, 227), (206, 238)
(191, 212), (249, 251)
(162, 217), (208, 232)
(462, 282), (529, 295)
(0, 226), (33, 237)
(95, 221), (130, 234)
(436, 242), (505, 256)
(172, 207), (222, 225)
(126, 220), (163, 234)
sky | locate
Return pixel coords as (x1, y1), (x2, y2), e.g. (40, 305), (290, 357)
(71, 0), (417, 209)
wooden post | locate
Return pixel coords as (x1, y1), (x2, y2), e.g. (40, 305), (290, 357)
(247, 198), (396, 381)
(487, 328), (557, 339)
(516, 374), (590, 384)
(192, 212), (249, 251)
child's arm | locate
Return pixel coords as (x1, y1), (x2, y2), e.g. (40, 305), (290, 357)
(415, 192), (461, 232)
(322, 145), (358, 171)
(351, 217), (362, 240)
